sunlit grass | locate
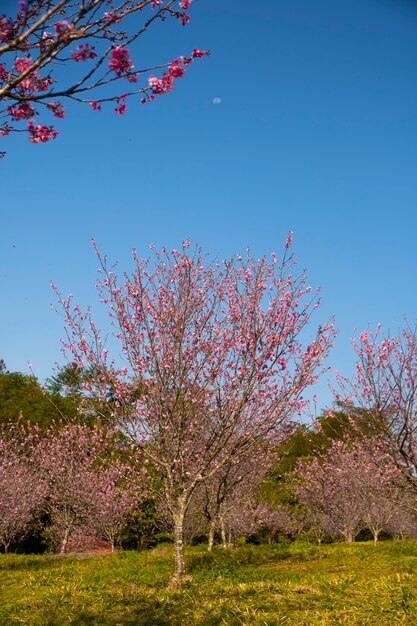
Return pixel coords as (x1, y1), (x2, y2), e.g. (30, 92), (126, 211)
(2, 541), (417, 624)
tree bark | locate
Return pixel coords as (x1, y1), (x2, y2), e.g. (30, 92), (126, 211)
(344, 531), (354, 543)
(60, 526), (71, 554)
(171, 509), (186, 584)
(207, 519), (216, 552)
(220, 517), (227, 549)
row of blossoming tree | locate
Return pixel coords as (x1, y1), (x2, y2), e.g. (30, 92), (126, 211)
(3, 237), (417, 583)
(0, 420), (147, 554)
(289, 436), (417, 544)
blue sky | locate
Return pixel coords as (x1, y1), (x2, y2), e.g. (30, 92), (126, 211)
(1, 0), (417, 412)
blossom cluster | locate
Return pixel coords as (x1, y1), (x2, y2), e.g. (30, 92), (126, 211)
(0, 1), (208, 152)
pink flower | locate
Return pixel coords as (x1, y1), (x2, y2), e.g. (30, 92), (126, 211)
(71, 43), (97, 62)
(46, 101), (65, 118)
(0, 124), (11, 137)
(7, 102), (35, 120)
(0, 16), (16, 43)
(27, 120), (58, 143)
(192, 48), (209, 58)
(108, 46), (133, 76)
(285, 230), (293, 250)
(169, 61), (185, 78)
(14, 56), (32, 73)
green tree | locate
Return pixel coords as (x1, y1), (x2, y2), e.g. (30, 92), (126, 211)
(0, 371), (79, 429)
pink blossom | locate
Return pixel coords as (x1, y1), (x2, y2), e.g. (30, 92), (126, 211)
(285, 230), (293, 250)
(27, 120), (58, 143)
(7, 102), (35, 120)
(169, 61), (185, 78)
(46, 101), (65, 118)
(108, 46), (134, 76)
(192, 48), (209, 58)
(71, 43), (97, 62)
(14, 56), (32, 73)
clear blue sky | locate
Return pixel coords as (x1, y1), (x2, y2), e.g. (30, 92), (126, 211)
(1, 0), (417, 413)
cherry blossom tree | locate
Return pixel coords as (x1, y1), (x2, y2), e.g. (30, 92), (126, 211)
(338, 323), (417, 488)
(385, 492), (417, 539)
(92, 463), (143, 551)
(33, 422), (145, 553)
(197, 442), (274, 551)
(293, 438), (401, 543)
(215, 500), (297, 547)
(54, 236), (335, 582)
(0, 1), (208, 155)
(253, 502), (299, 544)
(0, 433), (46, 552)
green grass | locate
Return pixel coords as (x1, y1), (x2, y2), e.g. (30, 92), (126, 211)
(2, 541), (417, 625)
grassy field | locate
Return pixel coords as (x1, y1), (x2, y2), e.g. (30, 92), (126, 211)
(2, 541), (417, 625)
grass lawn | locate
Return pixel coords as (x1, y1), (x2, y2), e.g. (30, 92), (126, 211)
(2, 541), (417, 625)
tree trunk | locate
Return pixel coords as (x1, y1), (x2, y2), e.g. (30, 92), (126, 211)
(373, 529), (380, 545)
(220, 517), (227, 549)
(60, 526), (71, 554)
(207, 519), (216, 552)
(171, 509), (186, 584)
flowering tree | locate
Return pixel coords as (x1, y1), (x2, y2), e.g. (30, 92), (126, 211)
(92, 463), (143, 551)
(385, 492), (417, 539)
(0, 1), (208, 154)
(213, 499), (297, 547)
(253, 503), (299, 544)
(197, 442), (274, 551)
(0, 433), (45, 552)
(293, 438), (401, 543)
(338, 323), (417, 488)
(33, 422), (145, 553)
(55, 237), (335, 582)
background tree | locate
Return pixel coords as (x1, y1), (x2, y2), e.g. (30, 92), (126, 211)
(92, 463), (144, 552)
(0, 0), (208, 154)
(338, 322), (417, 490)
(33, 422), (146, 553)
(293, 438), (401, 544)
(55, 237), (335, 582)
(0, 369), (79, 428)
(197, 442), (274, 551)
(0, 429), (46, 552)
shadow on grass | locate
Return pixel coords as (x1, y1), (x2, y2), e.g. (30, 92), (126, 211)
(188, 544), (316, 576)
(68, 604), (232, 626)
(0, 555), (64, 572)
(37, 599), (214, 626)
